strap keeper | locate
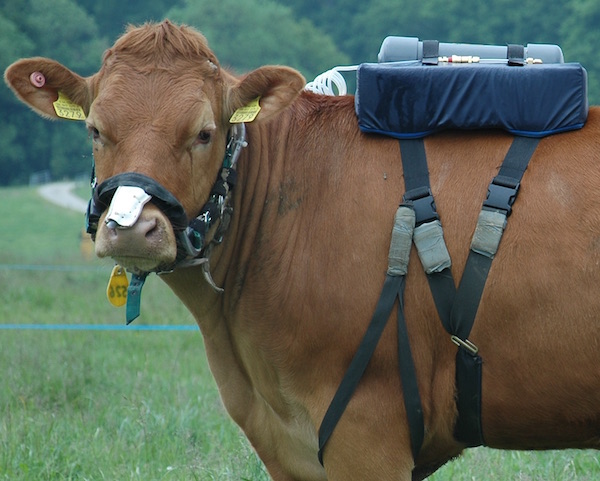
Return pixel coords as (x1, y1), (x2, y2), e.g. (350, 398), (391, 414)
(470, 209), (507, 259)
(413, 220), (452, 274)
(388, 205), (416, 276)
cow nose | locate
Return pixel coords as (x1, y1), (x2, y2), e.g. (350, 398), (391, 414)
(105, 215), (158, 247)
(94, 206), (178, 271)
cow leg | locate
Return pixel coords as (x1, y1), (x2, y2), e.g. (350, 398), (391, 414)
(322, 446), (414, 481)
(320, 415), (414, 481)
(256, 447), (327, 481)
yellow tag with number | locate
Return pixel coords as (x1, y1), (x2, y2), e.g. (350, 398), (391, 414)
(107, 265), (129, 307)
(229, 97), (261, 123)
(53, 91), (86, 121)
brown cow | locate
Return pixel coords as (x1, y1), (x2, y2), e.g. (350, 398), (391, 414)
(5, 20), (600, 481)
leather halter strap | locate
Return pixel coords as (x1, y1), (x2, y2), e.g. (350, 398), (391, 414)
(84, 124), (247, 323)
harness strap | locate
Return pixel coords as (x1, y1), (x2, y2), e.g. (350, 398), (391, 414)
(319, 138), (445, 465)
(318, 275), (403, 465)
(451, 136), (539, 444)
(399, 138), (433, 194)
(317, 136), (539, 465)
(451, 136), (539, 338)
(398, 136), (539, 446)
(318, 206), (423, 465)
(453, 344), (484, 444)
(85, 125), (246, 324)
(400, 139), (456, 334)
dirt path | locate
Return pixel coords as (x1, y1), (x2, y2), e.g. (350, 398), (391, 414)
(37, 181), (88, 214)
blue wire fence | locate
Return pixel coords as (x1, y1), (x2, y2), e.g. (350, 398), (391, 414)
(0, 324), (198, 331)
(0, 263), (199, 332)
(0, 263), (103, 272)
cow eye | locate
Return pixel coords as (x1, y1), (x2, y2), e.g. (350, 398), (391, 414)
(88, 126), (101, 143)
(194, 130), (212, 146)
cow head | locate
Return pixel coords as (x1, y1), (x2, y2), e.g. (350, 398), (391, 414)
(5, 20), (305, 275)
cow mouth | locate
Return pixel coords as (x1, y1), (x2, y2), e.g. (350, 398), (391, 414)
(109, 255), (175, 276)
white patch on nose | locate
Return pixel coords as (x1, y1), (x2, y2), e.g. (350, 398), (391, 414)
(105, 186), (152, 228)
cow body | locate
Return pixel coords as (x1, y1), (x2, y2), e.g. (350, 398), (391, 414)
(5, 21), (600, 480)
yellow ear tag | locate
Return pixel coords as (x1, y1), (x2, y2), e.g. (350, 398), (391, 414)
(107, 265), (129, 307)
(53, 91), (86, 121)
(229, 96), (261, 123)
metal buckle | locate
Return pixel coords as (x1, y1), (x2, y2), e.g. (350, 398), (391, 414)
(224, 123), (247, 168)
(451, 335), (479, 356)
(178, 227), (204, 257)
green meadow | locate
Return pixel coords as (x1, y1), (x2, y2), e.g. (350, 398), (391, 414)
(1, 185), (598, 480)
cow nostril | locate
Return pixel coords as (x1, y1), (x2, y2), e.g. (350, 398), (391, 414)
(144, 218), (158, 239)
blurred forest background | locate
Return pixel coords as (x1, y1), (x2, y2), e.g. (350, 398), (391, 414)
(1, 0), (599, 186)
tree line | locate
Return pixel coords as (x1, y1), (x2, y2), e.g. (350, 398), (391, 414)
(1, 0), (599, 186)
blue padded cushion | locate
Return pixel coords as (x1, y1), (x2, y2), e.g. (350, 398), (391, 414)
(355, 62), (588, 138)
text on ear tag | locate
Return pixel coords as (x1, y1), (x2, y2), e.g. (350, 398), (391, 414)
(230, 97), (261, 123)
(107, 265), (128, 307)
(53, 92), (86, 121)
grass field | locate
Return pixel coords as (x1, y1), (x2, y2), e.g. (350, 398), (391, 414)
(1, 184), (598, 480)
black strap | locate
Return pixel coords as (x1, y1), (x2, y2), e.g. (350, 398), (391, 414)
(425, 269), (456, 334)
(399, 139), (433, 193)
(399, 136), (539, 447)
(400, 139), (456, 333)
(496, 136), (540, 186)
(449, 253), (492, 339)
(451, 136), (539, 445)
(453, 348), (484, 444)
(507, 44), (525, 66)
(395, 277), (425, 459)
(422, 40), (440, 65)
(451, 137), (539, 337)
(318, 274), (424, 465)
(317, 136), (540, 462)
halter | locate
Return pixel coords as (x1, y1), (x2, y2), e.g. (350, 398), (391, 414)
(85, 123), (247, 322)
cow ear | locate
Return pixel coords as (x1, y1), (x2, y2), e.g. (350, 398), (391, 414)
(4, 57), (92, 120)
(226, 66), (305, 123)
